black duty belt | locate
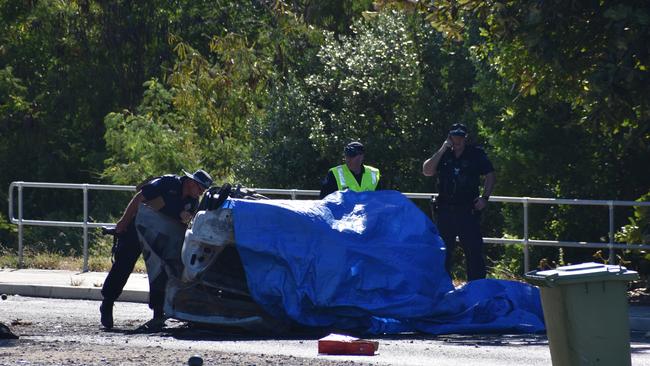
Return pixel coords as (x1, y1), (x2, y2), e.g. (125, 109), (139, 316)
(435, 203), (474, 211)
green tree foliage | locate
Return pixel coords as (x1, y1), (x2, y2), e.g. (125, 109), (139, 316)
(0, 0), (178, 230)
(0, 66), (27, 247)
(103, 33), (271, 182)
(241, 11), (477, 192)
(101, 0), (286, 183)
(617, 191), (650, 245)
(103, 79), (203, 184)
(240, 76), (327, 189)
(283, 0), (374, 34)
(426, 1), (650, 264)
(102, 2), (314, 184)
(428, 0), (650, 200)
(0, 0), (274, 250)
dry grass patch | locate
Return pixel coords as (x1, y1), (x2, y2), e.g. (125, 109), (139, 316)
(0, 251), (146, 273)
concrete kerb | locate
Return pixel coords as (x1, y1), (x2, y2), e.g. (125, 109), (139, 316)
(0, 284), (147, 303)
(0, 269), (148, 303)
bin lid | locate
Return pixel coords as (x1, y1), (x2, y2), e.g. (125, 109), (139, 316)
(524, 262), (639, 287)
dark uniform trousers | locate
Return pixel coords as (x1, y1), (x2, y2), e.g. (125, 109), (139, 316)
(101, 222), (164, 315)
(436, 206), (487, 281)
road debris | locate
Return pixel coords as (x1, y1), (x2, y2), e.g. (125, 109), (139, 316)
(318, 333), (378, 356)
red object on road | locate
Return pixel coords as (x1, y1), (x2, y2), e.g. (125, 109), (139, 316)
(318, 333), (379, 356)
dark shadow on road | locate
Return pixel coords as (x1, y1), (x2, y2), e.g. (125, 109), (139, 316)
(160, 319), (549, 347)
(631, 331), (650, 345)
(0, 339), (20, 347)
(378, 333), (549, 347)
(165, 320), (326, 341)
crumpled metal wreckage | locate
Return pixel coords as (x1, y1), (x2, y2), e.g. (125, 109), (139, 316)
(135, 185), (285, 333)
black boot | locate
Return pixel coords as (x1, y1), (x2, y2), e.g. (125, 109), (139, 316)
(100, 300), (114, 329)
(153, 307), (165, 320)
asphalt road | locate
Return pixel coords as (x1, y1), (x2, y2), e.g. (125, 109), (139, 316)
(2, 296), (650, 365)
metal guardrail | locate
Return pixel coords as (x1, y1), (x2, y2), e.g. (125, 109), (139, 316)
(8, 181), (650, 272)
(8, 182), (135, 272)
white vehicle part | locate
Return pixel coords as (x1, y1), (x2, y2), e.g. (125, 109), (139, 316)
(182, 208), (235, 281)
(135, 203), (186, 282)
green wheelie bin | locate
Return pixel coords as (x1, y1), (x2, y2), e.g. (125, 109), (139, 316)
(524, 262), (639, 366)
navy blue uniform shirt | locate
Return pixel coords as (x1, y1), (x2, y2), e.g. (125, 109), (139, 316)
(436, 145), (494, 206)
(140, 175), (198, 221)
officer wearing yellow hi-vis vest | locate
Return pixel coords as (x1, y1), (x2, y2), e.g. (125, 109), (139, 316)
(320, 141), (381, 198)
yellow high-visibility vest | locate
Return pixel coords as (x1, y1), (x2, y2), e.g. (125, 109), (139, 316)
(329, 164), (380, 192)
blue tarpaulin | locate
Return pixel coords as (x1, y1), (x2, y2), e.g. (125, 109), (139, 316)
(232, 190), (544, 335)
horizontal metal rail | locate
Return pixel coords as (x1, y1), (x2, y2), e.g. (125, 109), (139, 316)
(256, 188), (650, 207)
(8, 181), (650, 273)
(8, 181), (135, 272)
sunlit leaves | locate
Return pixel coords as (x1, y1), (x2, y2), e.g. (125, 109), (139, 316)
(103, 1), (305, 184)
(243, 10), (475, 191)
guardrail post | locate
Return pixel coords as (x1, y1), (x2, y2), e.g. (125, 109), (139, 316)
(523, 197), (530, 273)
(291, 189), (297, 200)
(18, 183), (24, 268)
(82, 184), (89, 272)
(608, 201), (615, 265)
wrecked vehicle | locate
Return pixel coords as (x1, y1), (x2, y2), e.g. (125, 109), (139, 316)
(134, 187), (545, 335)
(135, 185), (283, 332)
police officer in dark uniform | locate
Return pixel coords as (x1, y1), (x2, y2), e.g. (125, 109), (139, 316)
(100, 169), (213, 329)
(422, 123), (496, 281)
